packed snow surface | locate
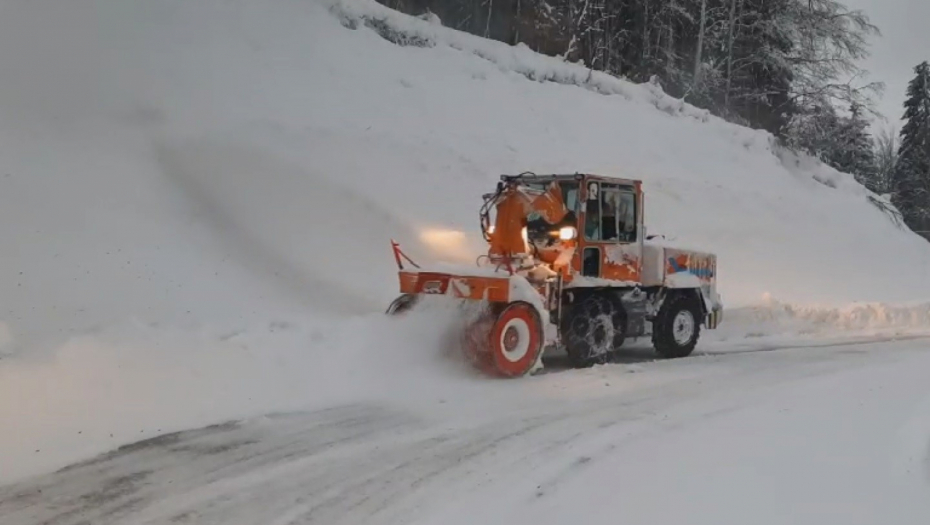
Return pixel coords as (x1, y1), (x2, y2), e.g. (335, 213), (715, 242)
(3, 339), (930, 524)
(2, 0), (930, 512)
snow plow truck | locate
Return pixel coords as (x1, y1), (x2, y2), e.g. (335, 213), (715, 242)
(387, 173), (723, 377)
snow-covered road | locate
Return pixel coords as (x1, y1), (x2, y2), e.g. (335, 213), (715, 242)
(3, 338), (929, 525)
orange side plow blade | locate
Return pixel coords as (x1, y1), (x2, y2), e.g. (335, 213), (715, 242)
(388, 240), (544, 378)
(398, 271), (511, 303)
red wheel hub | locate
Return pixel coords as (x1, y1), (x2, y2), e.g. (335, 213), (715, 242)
(503, 326), (520, 352)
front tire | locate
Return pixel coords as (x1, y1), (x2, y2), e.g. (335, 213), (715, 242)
(562, 293), (626, 368)
(652, 293), (701, 359)
(488, 301), (543, 377)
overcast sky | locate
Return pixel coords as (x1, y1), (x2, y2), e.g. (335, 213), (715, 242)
(842, 0), (930, 132)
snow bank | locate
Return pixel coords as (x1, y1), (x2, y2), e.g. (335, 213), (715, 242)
(708, 299), (930, 346)
(3, 0), (930, 484)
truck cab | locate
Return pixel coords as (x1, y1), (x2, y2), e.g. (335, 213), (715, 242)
(508, 173), (722, 365)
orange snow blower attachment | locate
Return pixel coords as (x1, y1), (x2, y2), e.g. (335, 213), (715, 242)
(386, 174), (573, 377)
(388, 239), (550, 377)
(483, 178), (569, 264)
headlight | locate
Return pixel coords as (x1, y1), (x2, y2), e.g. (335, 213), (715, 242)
(558, 226), (577, 241)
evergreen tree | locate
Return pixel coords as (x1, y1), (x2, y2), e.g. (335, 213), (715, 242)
(892, 61), (930, 233)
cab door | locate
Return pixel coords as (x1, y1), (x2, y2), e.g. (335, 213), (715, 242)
(577, 179), (643, 284)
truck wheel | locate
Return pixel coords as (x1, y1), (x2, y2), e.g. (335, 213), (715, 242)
(562, 294), (625, 368)
(652, 293), (701, 359)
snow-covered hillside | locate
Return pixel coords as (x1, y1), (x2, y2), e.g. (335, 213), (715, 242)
(2, 0), (930, 484)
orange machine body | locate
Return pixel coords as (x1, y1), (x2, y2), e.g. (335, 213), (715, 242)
(387, 172), (724, 379)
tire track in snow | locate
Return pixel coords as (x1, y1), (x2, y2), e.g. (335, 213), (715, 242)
(0, 399), (713, 525)
(3, 340), (926, 525)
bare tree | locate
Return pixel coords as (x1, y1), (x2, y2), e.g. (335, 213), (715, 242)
(693, 0), (707, 84)
(784, 0), (883, 112)
(872, 125), (898, 195)
(723, 0), (742, 109)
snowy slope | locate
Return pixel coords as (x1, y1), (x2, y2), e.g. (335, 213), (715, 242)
(2, 0), (930, 485)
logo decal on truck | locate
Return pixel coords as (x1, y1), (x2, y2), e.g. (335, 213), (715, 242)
(668, 256), (714, 279)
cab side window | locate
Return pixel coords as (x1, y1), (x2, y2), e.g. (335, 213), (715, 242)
(585, 182), (636, 243)
(617, 190), (636, 241)
(601, 186), (620, 240)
